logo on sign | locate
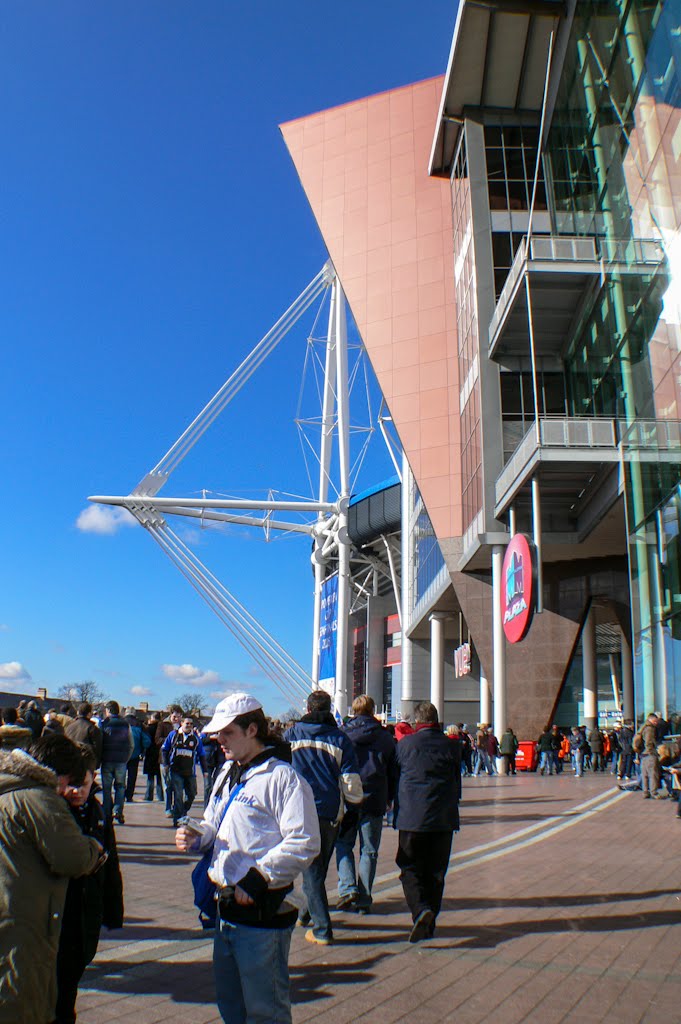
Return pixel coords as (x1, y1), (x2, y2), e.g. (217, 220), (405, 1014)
(501, 535), (535, 643)
(454, 642), (471, 678)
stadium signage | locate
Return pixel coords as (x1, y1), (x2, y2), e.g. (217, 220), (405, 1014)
(501, 534), (536, 643)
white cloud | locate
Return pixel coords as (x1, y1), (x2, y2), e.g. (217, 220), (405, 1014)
(76, 505), (137, 535)
(130, 685), (154, 697)
(0, 661), (32, 690)
(209, 688), (239, 700)
(161, 663), (221, 688)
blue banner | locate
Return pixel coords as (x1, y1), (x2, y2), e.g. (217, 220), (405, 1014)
(318, 575), (338, 686)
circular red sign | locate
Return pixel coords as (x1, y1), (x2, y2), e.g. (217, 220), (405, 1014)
(501, 534), (535, 644)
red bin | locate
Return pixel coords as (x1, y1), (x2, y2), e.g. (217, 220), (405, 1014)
(515, 741), (538, 772)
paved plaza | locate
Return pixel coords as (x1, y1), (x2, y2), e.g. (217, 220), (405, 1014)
(76, 772), (681, 1024)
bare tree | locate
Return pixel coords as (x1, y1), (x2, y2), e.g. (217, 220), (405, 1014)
(172, 693), (209, 718)
(279, 706), (302, 724)
(57, 681), (108, 706)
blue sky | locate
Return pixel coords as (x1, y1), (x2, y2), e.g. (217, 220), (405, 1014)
(0, 1), (456, 716)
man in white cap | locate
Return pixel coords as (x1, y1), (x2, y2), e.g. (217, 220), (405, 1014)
(175, 693), (319, 1024)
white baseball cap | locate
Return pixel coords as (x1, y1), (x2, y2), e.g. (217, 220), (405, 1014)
(203, 693), (263, 733)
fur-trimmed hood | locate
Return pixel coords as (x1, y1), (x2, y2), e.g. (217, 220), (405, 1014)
(0, 748), (57, 794)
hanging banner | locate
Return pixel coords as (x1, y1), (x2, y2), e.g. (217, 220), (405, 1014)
(454, 642), (471, 678)
(501, 534), (536, 643)
(318, 574), (338, 690)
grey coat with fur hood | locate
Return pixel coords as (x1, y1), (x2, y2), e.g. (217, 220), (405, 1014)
(0, 749), (101, 1024)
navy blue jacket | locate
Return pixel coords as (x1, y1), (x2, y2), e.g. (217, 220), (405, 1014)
(343, 715), (397, 817)
(100, 715), (134, 765)
(394, 725), (461, 832)
(285, 713), (363, 822)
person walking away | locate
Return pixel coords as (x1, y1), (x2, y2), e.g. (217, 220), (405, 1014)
(162, 716), (207, 826)
(538, 728), (554, 775)
(570, 726), (586, 776)
(617, 721), (635, 779)
(54, 745), (123, 1024)
(99, 701), (133, 824)
(124, 709), (151, 802)
(156, 706), (183, 818)
(588, 726), (605, 771)
(23, 700), (44, 740)
(550, 725), (563, 773)
(142, 713), (164, 801)
(336, 694), (396, 914)
(635, 713), (661, 798)
(284, 690), (363, 945)
(487, 728), (499, 772)
(394, 700), (461, 942)
(0, 707), (33, 751)
(175, 693), (320, 1024)
(201, 731), (226, 807)
(0, 736), (102, 1024)
(499, 727), (518, 775)
(65, 703), (103, 767)
(458, 723), (474, 775)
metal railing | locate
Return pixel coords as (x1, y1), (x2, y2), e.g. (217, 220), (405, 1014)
(488, 235), (598, 347)
(495, 417), (618, 508)
(621, 419), (681, 451)
(487, 234), (665, 352)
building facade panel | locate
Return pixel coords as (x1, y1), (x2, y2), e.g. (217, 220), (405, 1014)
(281, 78), (462, 545)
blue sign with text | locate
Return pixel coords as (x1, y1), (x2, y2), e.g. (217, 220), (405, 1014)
(318, 575), (338, 685)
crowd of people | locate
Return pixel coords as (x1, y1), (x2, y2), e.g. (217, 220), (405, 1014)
(1, 692), (678, 1024)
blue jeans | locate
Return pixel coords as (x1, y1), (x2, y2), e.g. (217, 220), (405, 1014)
(336, 812), (383, 909)
(539, 751), (553, 774)
(101, 762), (127, 818)
(302, 817), (338, 941)
(214, 918), (293, 1024)
(170, 772), (197, 825)
(474, 751), (493, 775)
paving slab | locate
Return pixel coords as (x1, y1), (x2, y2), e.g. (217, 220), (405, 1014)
(74, 772), (681, 1024)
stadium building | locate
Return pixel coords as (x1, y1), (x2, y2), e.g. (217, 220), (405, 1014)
(281, 0), (681, 738)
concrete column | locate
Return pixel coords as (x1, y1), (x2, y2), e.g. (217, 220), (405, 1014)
(480, 670), (491, 726)
(430, 613), (447, 724)
(621, 631), (634, 723)
(366, 595), (390, 710)
(583, 604), (598, 730)
(492, 545), (507, 740)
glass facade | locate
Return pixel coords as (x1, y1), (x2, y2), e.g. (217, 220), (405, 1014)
(545, 0), (681, 720)
(452, 133), (483, 533)
(408, 475), (448, 624)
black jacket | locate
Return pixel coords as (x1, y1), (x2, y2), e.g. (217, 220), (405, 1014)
(65, 716), (104, 767)
(59, 792), (124, 967)
(343, 715), (397, 816)
(394, 725), (461, 832)
(100, 715), (133, 765)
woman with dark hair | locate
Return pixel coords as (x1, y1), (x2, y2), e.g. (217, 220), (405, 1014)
(0, 736), (102, 1024)
(53, 745), (124, 1024)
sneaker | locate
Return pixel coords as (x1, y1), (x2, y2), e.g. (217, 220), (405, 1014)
(336, 893), (357, 911)
(114, 812), (125, 825)
(643, 792), (651, 799)
(409, 909), (435, 943)
(356, 906), (370, 916)
(305, 929), (333, 946)
(297, 910), (311, 927)
(165, 809), (174, 818)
